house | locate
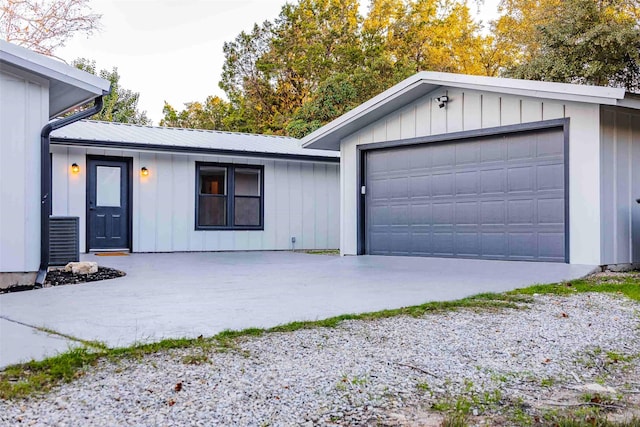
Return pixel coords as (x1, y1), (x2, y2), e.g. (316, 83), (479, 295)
(49, 120), (339, 254)
(0, 40), (339, 290)
(302, 72), (640, 268)
(0, 40), (110, 288)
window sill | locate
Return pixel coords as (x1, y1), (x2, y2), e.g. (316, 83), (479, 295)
(195, 226), (264, 231)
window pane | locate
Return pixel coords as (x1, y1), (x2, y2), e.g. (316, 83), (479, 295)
(234, 197), (260, 226)
(235, 168), (260, 196)
(96, 166), (121, 207)
(199, 196), (227, 226)
(200, 167), (226, 195)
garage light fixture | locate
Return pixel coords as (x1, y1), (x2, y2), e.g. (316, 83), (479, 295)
(436, 95), (449, 108)
(141, 167), (149, 177)
(71, 163), (80, 174)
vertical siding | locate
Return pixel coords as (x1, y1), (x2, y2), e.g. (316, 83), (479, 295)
(601, 107), (640, 265)
(51, 149), (339, 252)
(0, 70), (47, 273)
(339, 86), (604, 265)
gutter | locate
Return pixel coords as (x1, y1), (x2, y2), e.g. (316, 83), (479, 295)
(35, 95), (105, 285)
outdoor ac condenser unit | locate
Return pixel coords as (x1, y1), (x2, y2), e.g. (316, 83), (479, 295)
(49, 216), (80, 266)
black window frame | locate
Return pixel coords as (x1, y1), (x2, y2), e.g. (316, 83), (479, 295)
(195, 162), (264, 231)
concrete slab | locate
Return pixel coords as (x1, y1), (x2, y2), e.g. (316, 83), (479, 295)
(0, 318), (80, 367)
(0, 252), (596, 368)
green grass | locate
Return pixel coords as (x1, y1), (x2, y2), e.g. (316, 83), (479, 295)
(509, 272), (640, 301)
(303, 249), (340, 255)
(1, 270), (638, 401)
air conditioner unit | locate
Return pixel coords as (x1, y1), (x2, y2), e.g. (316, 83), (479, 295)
(49, 216), (80, 266)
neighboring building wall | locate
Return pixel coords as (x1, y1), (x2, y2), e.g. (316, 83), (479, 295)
(51, 147), (340, 252)
(340, 87), (602, 265)
(0, 68), (48, 283)
(600, 106), (640, 266)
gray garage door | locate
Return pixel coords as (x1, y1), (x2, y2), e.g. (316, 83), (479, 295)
(365, 128), (566, 262)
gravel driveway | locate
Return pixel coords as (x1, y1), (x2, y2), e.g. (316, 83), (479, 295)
(1, 292), (639, 426)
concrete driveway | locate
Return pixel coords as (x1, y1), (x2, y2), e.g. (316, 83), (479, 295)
(0, 252), (596, 368)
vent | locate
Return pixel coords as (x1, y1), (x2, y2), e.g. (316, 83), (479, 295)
(49, 216), (80, 266)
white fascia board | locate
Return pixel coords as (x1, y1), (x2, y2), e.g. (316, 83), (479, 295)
(0, 40), (110, 95)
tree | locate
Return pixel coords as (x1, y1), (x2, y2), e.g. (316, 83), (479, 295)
(160, 96), (241, 131)
(0, 0), (100, 57)
(72, 58), (150, 125)
(497, 0), (640, 91)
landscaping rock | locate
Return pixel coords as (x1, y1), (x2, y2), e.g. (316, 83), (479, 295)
(64, 261), (98, 275)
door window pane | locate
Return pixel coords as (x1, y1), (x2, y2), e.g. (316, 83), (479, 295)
(235, 169), (260, 196)
(96, 166), (121, 207)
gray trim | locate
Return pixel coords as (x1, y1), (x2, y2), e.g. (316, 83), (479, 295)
(50, 138), (340, 163)
(195, 162), (265, 231)
(356, 119), (571, 262)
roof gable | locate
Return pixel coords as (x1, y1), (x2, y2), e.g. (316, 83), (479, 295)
(302, 71), (639, 151)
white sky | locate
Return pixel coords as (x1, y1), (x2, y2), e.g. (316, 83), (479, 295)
(57, 0), (501, 124)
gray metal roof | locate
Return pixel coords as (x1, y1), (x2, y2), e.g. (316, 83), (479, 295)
(0, 40), (110, 118)
(51, 120), (339, 161)
(302, 71), (640, 151)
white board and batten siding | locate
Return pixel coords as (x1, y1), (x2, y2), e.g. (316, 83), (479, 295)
(600, 106), (640, 266)
(0, 68), (48, 273)
(340, 87), (602, 265)
(51, 147), (339, 253)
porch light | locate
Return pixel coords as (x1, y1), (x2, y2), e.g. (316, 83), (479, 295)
(140, 167), (149, 177)
(71, 163), (80, 174)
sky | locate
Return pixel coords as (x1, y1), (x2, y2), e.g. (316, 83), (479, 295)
(57, 0), (502, 125)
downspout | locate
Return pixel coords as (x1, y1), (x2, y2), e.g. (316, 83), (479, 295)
(35, 95), (105, 285)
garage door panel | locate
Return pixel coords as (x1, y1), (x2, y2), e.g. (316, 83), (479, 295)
(538, 199), (564, 225)
(508, 199), (535, 225)
(432, 173), (455, 196)
(480, 169), (506, 194)
(480, 139), (507, 163)
(537, 164), (564, 191)
(455, 143), (480, 164)
(507, 166), (535, 192)
(481, 201), (506, 225)
(365, 127), (566, 261)
(432, 233), (455, 255)
(456, 233), (480, 256)
(455, 171), (479, 195)
(456, 202), (479, 225)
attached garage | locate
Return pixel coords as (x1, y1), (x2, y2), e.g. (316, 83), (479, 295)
(302, 72), (640, 267)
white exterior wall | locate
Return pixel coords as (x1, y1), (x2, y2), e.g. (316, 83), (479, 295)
(51, 147), (340, 252)
(600, 106), (640, 266)
(0, 69), (48, 273)
(340, 87), (602, 265)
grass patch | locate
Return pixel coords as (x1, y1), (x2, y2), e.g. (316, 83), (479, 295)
(510, 272), (640, 302)
(303, 249), (340, 255)
(1, 270), (638, 401)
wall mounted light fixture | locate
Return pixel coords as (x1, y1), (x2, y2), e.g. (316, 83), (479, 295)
(141, 167), (149, 177)
(436, 95), (449, 109)
(71, 163), (80, 174)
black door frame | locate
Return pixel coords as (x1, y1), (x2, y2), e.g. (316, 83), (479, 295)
(86, 155), (133, 252)
(356, 118), (571, 263)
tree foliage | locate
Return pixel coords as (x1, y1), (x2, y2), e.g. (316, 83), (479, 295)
(163, 0), (640, 137)
(0, 0), (100, 57)
(498, 0), (640, 91)
(72, 58), (150, 125)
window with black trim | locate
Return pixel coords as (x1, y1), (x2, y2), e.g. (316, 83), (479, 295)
(196, 163), (263, 230)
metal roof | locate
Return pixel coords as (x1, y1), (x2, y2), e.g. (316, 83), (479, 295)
(302, 71), (640, 151)
(0, 40), (110, 118)
(51, 120), (339, 161)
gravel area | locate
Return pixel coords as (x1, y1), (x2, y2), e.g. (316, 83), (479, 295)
(1, 293), (639, 426)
